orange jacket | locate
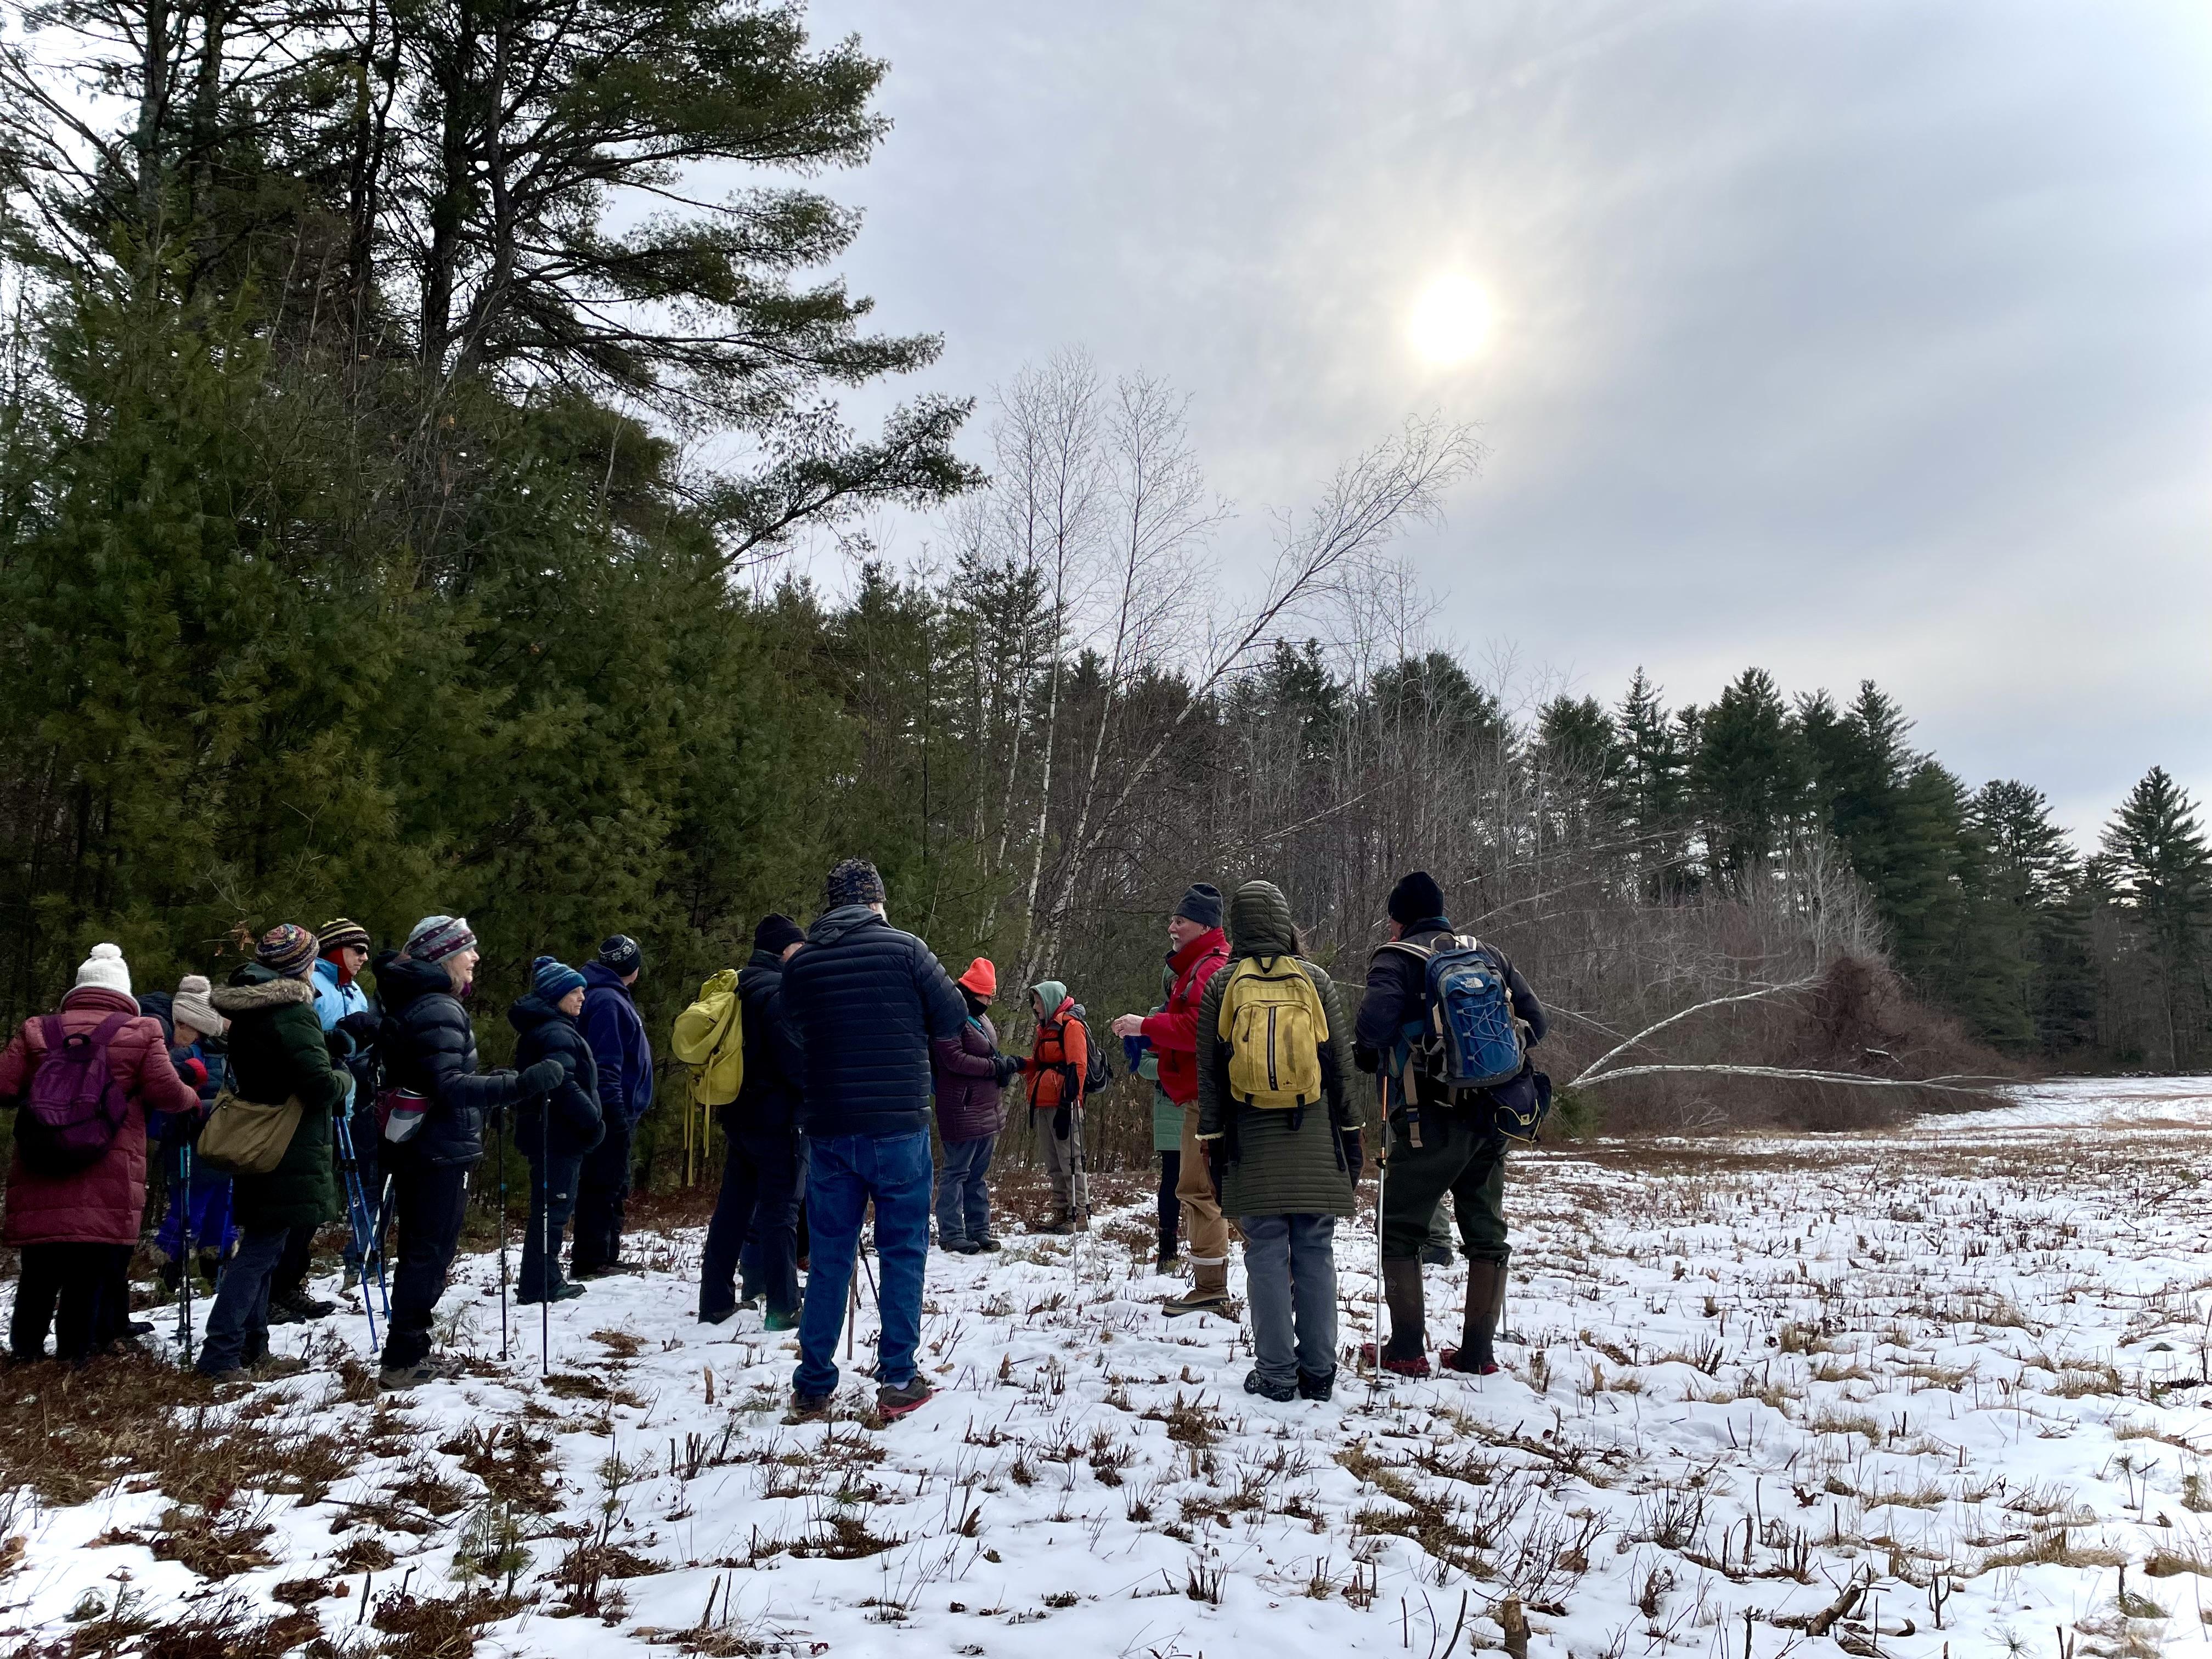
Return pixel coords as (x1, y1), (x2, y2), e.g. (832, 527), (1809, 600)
(1024, 999), (1088, 1112)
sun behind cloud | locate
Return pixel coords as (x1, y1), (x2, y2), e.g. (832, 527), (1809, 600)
(1407, 274), (1496, 367)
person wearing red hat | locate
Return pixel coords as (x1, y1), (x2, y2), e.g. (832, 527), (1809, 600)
(931, 958), (1017, 1254)
(1111, 882), (1232, 1316)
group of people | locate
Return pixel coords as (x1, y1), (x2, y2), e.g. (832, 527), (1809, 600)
(0, 856), (1547, 1413)
(691, 860), (1546, 1413)
(0, 918), (655, 1387)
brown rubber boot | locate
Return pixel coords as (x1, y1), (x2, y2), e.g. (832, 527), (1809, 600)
(1358, 1257), (1431, 1377)
(1441, 1260), (1507, 1375)
(1162, 1259), (1233, 1318)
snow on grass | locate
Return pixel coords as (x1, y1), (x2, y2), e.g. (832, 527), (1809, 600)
(5, 1079), (2212, 1657)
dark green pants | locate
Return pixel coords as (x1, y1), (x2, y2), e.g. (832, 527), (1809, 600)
(1380, 1107), (1508, 1263)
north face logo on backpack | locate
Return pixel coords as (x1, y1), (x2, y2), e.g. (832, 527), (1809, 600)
(1389, 935), (1526, 1093)
(17, 1012), (134, 1175)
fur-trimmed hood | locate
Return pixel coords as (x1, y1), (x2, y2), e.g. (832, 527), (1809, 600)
(212, 965), (318, 1014)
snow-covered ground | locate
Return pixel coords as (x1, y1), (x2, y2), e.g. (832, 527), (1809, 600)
(6, 1077), (2212, 1658)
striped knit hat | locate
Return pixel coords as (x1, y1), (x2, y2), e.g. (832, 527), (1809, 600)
(532, 955), (586, 1001)
(173, 974), (225, 1037)
(256, 923), (321, 980)
(405, 915), (477, 963)
(317, 917), (371, 955)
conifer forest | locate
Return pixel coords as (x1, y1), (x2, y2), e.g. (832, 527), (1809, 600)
(0, 0), (2204, 1145)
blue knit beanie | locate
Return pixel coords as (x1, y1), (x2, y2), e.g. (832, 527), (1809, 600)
(532, 955), (587, 1001)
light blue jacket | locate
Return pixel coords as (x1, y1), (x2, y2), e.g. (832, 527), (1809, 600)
(312, 956), (370, 1032)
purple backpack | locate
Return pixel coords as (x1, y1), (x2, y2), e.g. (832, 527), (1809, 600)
(16, 1012), (133, 1174)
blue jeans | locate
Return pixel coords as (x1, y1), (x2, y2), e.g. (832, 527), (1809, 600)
(934, 1133), (995, 1245)
(1238, 1214), (1339, 1389)
(794, 1130), (932, 1399)
(518, 1152), (582, 1302)
(196, 1225), (291, 1375)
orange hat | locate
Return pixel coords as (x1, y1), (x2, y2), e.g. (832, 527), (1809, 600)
(957, 957), (997, 998)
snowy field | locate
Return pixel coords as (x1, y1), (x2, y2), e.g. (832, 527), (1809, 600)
(5, 1077), (2212, 1658)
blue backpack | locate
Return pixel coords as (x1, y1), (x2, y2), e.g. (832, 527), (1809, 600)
(1386, 934), (1527, 1094)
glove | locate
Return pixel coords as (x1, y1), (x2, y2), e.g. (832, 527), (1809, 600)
(992, 1053), (1020, 1087)
(1006, 1056), (1028, 1075)
(1053, 1103), (1071, 1142)
(337, 1011), (381, 1047)
(177, 1057), (208, 1089)
(325, 1029), (354, 1063)
(520, 1058), (564, 1096)
(1202, 1137), (1227, 1198)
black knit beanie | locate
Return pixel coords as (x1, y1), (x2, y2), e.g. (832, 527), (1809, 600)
(1387, 870), (1448, 927)
(599, 934), (643, 977)
(753, 912), (805, 954)
(1174, 882), (1223, 930)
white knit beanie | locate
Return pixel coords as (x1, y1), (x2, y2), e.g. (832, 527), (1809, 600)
(75, 941), (132, 997)
(173, 974), (226, 1037)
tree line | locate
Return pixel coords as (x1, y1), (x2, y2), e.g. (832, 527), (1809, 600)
(0, 0), (2199, 1150)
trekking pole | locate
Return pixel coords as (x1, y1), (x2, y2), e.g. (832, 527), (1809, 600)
(368, 1171), (394, 1323)
(844, 1252), (859, 1363)
(496, 1112), (510, 1363)
(1372, 1076), (1389, 1381)
(1069, 1101), (1087, 1288)
(178, 1139), (194, 1368)
(540, 1105), (551, 1378)
(333, 1113), (381, 1352)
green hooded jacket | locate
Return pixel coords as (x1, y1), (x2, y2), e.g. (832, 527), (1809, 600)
(210, 963), (347, 1233)
(1195, 881), (1359, 1219)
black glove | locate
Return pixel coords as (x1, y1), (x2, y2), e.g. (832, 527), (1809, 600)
(1006, 1055), (1028, 1075)
(1053, 1103), (1071, 1142)
(519, 1058), (564, 1096)
(1202, 1137), (1227, 1198)
(325, 1029), (353, 1063)
(337, 1011), (381, 1046)
(992, 1053), (1020, 1087)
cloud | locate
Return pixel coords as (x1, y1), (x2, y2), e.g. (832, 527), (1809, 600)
(779, 0), (2212, 841)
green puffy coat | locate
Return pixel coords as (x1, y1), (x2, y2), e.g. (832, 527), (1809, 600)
(1195, 881), (1359, 1220)
(1147, 961), (1181, 1154)
(210, 964), (346, 1233)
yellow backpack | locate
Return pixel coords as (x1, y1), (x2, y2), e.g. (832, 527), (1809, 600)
(1216, 955), (1328, 1108)
(670, 969), (745, 1107)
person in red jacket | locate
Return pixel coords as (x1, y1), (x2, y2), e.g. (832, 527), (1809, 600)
(1111, 883), (1231, 1316)
(0, 943), (199, 1363)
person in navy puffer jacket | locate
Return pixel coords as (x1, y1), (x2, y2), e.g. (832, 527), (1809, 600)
(573, 935), (654, 1278)
(510, 956), (603, 1305)
(930, 957), (1017, 1255)
(778, 859), (966, 1420)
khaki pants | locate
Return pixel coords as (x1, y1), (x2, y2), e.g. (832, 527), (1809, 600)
(1177, 1103), (1229, 1271)
(1033, 1107), (1088, 1214)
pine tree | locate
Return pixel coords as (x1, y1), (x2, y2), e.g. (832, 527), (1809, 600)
(1613, 669), (1691, 900)
(1968, 780), (2094, 1056)
(2098, 767), (2212, 1068)
(1688, 668), (1804, 888)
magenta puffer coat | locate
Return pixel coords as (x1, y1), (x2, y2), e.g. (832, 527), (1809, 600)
(932, 1012), (1003, 1142)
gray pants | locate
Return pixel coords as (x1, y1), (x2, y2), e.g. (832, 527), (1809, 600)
(1239, 1213), (1337, 1387)
(1032, 1108), (1088, 1213)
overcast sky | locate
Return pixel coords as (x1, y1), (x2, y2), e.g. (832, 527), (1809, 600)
(791, 0), (2212, 845)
